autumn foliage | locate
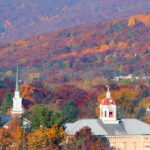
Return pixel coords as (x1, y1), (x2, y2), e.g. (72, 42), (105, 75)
(66, 126), (106, 150)
(0, 13), (150, 86)
(0, 122), (66, 150)
(97, 87), (137, 118)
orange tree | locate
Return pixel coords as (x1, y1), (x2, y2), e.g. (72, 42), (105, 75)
(0, 127), (13, 149)
(27, 124), (66, 150)
(0, 119), (27, 150)
(0, 123), (66, 150)
(20, 85), (34, 101)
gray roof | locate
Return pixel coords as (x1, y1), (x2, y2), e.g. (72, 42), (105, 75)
(65, 119), (150, 136)
(0, 114), (14, 126)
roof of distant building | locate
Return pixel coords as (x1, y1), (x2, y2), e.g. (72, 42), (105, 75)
(65, 119), (150, 136)
(0, 114), (14, 127)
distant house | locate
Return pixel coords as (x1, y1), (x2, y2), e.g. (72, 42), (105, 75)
(113, 74), (133, 81)
(113, 74), (150, 82)
(65, 86), (150, 150)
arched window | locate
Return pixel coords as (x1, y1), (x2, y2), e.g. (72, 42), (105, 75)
(105, 111), (107, 117)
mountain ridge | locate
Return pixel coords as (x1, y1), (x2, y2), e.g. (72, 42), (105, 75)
(1, 0), (150, 43)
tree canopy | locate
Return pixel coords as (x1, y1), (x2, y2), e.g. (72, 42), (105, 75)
(28, 105), (63, 130)
(0, 92), (13, 114)
(62, 100), (78, 123)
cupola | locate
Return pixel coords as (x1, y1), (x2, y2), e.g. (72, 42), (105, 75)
(99, 85), (119, 124)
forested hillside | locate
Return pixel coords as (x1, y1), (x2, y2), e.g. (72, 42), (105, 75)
(0, 14), (150, 85)
(0, 14), (150, 135)
(1, 0), (150, 43)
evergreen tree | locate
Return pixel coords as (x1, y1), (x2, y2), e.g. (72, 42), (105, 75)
(62, 100), (78, 123)
(1, 92), (13, 114)
(137, 89), (150, 103)
(29, 105), (63, 130)
(29, 105), (52, 130)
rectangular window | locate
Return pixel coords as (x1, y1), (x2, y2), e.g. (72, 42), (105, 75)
(109, 112), (113, 117)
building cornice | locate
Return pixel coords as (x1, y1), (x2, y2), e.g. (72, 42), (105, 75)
(102, 135), (150, 138)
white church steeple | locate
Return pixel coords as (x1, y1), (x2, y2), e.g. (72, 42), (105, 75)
(11, 67), (24, 118)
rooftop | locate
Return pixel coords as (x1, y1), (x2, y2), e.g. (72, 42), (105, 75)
(65, 119), (150, 136)
(0, 114), (14, 127)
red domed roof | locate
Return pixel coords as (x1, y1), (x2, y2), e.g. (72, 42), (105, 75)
(101, 98), (116, 105)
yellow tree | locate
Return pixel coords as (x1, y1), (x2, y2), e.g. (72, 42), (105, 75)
(20, 85), (35, 103)
(128, 16), (136, 26)
(13, 126), (27, 150)
(139, 96), (150, 109)
(27, 124), (66, 150)
(27, 127), (45, 150)
(45, 124), (66, 149)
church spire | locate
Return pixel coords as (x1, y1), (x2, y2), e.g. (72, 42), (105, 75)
(15, 66), (19, 92)
(106, 85), (111, 99)
(11, 67), (24, 118)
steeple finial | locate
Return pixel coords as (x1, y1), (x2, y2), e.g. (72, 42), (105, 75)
(106, 85), (111, 99)
(15, 66), (19, 92)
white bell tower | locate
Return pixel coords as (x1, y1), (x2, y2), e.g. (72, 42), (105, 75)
(99, 85), (119, 124)
(11, 67), (24, 118)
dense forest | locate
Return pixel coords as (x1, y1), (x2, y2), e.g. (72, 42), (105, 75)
(0, 73), (150, 121)
(1, 0), (150, 43)
(0, 14), (150, 85)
